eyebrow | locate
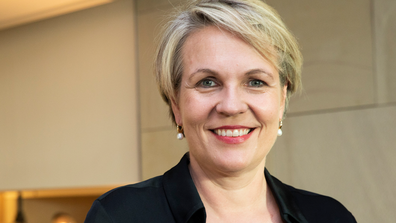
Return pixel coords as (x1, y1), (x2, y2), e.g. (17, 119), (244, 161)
(189, 68), (274, 80)
(188, 68), (219, 81)
(245, 69), (274, 80)
(190, 68), (218, 76)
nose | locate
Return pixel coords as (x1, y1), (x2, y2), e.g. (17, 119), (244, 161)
(215, 86), (248, 116)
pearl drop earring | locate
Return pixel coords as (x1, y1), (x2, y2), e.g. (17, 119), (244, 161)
(177, 125), (184, 140)
(277, 120), (283, 136)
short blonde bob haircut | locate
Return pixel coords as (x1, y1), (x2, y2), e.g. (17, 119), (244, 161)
(155, 0), (302, 125)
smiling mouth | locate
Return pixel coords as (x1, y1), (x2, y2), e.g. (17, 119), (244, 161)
(211, 128), (253, 137)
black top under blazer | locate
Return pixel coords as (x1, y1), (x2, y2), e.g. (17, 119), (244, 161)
(85, 153), (357, 223)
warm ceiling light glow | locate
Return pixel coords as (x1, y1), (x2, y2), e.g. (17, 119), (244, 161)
(0, 0), (114, 30)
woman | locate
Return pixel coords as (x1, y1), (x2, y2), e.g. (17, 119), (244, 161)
(85, 0), (356, 222)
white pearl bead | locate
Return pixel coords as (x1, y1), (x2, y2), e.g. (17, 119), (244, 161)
(177, 133), (184, 140)
(277, 129), (283, 136)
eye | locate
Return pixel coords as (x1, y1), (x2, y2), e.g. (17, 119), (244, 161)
(248, 79), (265, 87)
(199, 79), (217, 88)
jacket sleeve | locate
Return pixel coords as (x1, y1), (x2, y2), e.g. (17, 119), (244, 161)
(84, 200), (114, 223)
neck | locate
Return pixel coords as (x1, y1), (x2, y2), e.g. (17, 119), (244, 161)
(188, 156), (277, 219)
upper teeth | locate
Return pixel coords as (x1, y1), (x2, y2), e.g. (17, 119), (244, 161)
(215, 129), (250, 137)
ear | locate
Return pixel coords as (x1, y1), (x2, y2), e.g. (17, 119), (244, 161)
(171, 98), (182, 126)
(279, 84), (288, 120)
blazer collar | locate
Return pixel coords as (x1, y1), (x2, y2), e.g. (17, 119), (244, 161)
(265, 169), (308, 223)
(163, 153), (205, 223)
(163, 152), (308, 223)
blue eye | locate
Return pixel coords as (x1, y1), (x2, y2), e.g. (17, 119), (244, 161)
(200, 79), (216, 87)
(248, 80), (265, 87)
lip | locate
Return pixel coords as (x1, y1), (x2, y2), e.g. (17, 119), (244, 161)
(210, 125), (255, 144)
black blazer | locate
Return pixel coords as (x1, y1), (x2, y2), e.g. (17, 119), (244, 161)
(85, 153), (356, 223)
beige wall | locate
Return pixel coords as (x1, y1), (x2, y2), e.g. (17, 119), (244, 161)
(137, 0), (189, 179)
(0, 0), (139, 191)
(137, 0), (396, 223)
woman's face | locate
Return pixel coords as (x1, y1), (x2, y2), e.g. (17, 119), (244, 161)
(172, 26), (287, 174)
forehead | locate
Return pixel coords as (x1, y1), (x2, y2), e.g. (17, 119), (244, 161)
(181, 26), (277, 77)
(183, 26), (246, 54)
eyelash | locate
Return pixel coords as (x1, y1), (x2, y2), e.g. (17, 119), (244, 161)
(197, 78), (218, 88)
(247, 79), (266, 87)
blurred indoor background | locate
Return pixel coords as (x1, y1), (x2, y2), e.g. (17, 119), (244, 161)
(0, 0), (395, 222)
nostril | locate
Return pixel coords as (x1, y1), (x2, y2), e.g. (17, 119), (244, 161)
(216, 102), (247, 116)
(216, 104), (248, 116)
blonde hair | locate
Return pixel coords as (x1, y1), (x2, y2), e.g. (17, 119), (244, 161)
(155, 0), (302, 125)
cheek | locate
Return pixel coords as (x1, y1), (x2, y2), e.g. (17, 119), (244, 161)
(180, 92), (215, 125)
(249, 94), (281, 119)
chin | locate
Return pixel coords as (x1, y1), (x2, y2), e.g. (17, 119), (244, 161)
(211, 149), (265, 173)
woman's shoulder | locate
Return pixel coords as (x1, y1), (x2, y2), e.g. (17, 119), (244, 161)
(97, 175), (164, 203)
(265, 169), (356, 222)
(285, 184), (357, 222)
(85, 176), (176, 223)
